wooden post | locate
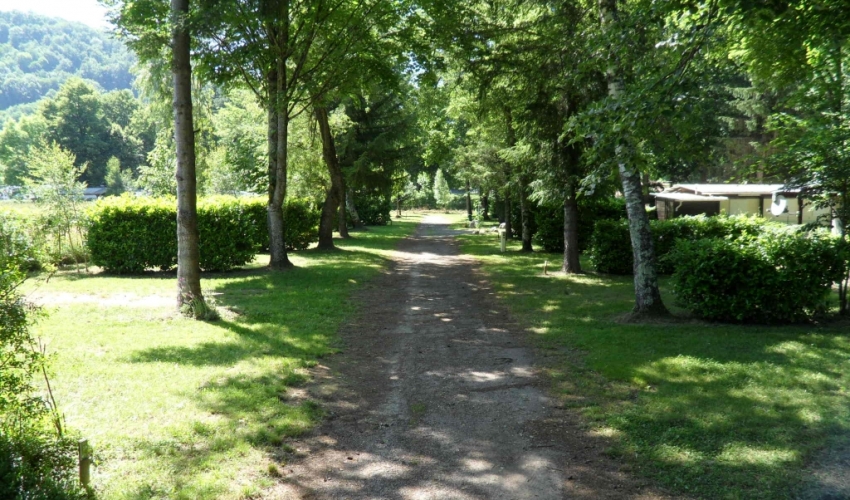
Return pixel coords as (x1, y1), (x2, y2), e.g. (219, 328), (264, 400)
(79, 439), (91, 487)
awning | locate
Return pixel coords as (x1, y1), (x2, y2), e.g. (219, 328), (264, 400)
(652, 192), (729, 202)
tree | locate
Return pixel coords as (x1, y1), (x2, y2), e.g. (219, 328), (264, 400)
(172, 0), (209, 319)
(434, 169), (451, 210)
(40, 78), (111, 185)
(0, 113), (47, 185)
(104, 156), (134, 195)
(24, 143), (87, 267)
(727, 0), (850, 313)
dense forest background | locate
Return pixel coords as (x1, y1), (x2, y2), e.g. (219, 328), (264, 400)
(0, 11), (135, 125)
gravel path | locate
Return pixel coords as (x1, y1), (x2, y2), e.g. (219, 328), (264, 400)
(275, 215), (667, 500)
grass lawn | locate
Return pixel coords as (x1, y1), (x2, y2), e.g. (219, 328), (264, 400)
(24, 214), (422, 500)
(0, 200), (42, 217)
(457, 229), (850, 499)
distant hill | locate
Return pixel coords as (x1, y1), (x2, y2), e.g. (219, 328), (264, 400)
(0, 11), (135, 111)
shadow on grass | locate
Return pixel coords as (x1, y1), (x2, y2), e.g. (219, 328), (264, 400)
(457, 233), (850, 499)
(118, 223), (418, 499)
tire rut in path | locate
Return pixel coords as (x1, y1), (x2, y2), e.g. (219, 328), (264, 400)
(275, 216), (667, 500)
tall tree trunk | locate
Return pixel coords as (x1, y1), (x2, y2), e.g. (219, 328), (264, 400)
(347, 187), (364, 228)
(600, 0), (667, 316)
(171, 0), (206, 317)
(562, 186), (581, 273)
(315, 105), (344, 250)
(520, 176), (533, 252)
(466, 179), (473, 221)
(504, 194), (512, 240)
(338, 176), (350, 238)
(268, 47), (293, 269)
(481, 190), (490, 220)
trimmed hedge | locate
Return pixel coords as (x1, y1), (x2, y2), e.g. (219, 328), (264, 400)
(670, 228), (843, 322)
(588, 214), (776, 275)
(87, 196), (319, 273)
(535, 197), (627, 254)
(351, 191), (392, 226)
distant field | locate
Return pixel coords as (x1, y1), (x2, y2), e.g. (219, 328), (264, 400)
(0, 200), (43, 217)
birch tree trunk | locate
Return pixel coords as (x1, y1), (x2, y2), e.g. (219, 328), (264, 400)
(315, 105), (344, 250)
(600, 0), (667, 316)
(338, 176), (350, 238)
(347, 187), (364, 228)
(466, 179), (473, 221)
(172, 0), (206, 317)
(520, 176), (533, 252)
(504, 195), (512, 240)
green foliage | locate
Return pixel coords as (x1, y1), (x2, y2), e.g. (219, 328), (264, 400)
(351, 191), (392, 226)
(670, 228), (844, 323)
(0, 214), (45, 272)
(433, 169), (452, 209)
(280, 198), (321, 251)
(0, 432), (86, 500)
(86, 196), (175, 273)
(25, 143), (88, 267)
(104, 156), (134, 196)
(87, 196), (320, 273)
(588, 219), (635, 275)
(0, 11), (134, 111)
(0, 262), (85, 500)
(535, 197), (627, 253)
(589, 215), (775, 275)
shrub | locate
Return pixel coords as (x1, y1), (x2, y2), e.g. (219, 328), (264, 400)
(282, 198), (321, 250)
(88, 196), (319, 273)
(588, 219), (634, 274)
(352, 191), (391, 226)
(0, 263), (86, 500)
(0, 215), (45, 271)
(535, 197), (627, 254)
(589, 214), (775, 275)
(670, 228), (843, 322)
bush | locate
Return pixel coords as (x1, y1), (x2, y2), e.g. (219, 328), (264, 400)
(589, 214), (775, 275)
(588, 219), (635, 274)
(351, 191), (391, 226)
(670, 228), (843, 322)
(1, 263), (86, 500)
(281, 198), (321, 250)
(535, 197), (627, 254)
(0, 215), (45, 272)
(88, 196), (319, 273)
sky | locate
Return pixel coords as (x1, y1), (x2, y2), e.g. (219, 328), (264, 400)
(0, 0), (110, 29)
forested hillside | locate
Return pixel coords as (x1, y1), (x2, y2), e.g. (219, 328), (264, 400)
(0, 11), (135, 112)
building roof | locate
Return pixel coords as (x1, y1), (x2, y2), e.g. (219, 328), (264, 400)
(653, 192), (729, 202)
(663, 184), (799, 197)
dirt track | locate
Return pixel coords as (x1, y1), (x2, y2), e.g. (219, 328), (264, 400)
(275, 215), (667, 500)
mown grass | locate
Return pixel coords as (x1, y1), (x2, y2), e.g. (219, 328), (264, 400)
(24, 215), (422, 500)
(456, 229), (850, 499)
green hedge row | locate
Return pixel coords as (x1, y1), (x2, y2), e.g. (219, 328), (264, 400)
(670, 228), (843, 323)
(87, 196), (319, 273)
(588, 214), (774, 275)
(535, 197), (627, 254)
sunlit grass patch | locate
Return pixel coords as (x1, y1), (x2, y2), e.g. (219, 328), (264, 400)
(26, 214), (422, 499)
(456, 231), (850, 499)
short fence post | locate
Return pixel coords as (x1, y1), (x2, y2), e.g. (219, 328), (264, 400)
(79, 439), (91, 487)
